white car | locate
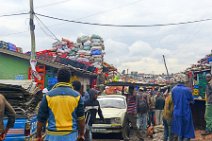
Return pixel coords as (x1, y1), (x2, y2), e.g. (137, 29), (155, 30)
(92, 95), (130, 139)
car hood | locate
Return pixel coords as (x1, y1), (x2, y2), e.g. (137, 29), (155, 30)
(100, 108), (126, 118)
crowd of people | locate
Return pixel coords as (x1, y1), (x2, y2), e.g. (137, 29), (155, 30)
(0, 67), (211, 141)
(124, 73), (212, 141)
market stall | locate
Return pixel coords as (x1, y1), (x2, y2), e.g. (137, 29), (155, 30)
(185, 52), (212, 129)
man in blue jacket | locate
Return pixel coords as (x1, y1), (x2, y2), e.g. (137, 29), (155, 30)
(36, 67), (85, 141)
(172, 73), (195, 141)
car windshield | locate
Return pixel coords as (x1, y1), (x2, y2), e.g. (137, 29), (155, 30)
(98, 97), (126, 109)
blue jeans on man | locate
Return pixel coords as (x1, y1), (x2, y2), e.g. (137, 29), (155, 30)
(85, 125), (92, 141)
(137, 113), (147, 140)
(163, 118), (173, 141)
(148, 109), (155, 126)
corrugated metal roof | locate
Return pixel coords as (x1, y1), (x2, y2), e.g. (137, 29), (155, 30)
(0, 80), (32, 89)
(0, 48), (96, 77)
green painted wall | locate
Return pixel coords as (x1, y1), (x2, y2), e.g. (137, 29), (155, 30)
(0, 53), (29, 79)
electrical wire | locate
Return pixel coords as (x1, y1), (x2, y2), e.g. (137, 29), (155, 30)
(29, 0), (144, 29)
(35, 18), (57, 41)
(36, 13), (212, 27)
(0, 12), (29, 18)
(36, 0), (73, 9)
(76, 0), (143, 20)
(0, 0), (72, 15)
(0, 31), (28, 37)
(35, 15), (60, 41)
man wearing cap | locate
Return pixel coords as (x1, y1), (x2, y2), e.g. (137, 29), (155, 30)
(171, 73), (195, 141)
(202, 73), (212, 135)
(136, 87), (149, 141)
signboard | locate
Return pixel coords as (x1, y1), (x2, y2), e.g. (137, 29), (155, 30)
(193, 85), (199, 96)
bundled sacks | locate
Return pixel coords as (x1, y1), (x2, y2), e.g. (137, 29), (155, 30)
(91, 49), (102, 55)
(7, 43), (17, 52)
(0, 41), (8, 49)
(0, 40), (23, 53)
(36, 34), (106, 72)
(77, 35), (90, 43)
(76, 34), (105, 69)
(62, 38), (74, 49)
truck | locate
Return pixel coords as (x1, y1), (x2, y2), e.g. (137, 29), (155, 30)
(0, 80), (41, 141)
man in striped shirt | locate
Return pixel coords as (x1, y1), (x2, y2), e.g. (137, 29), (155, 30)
(124, 86), (137, 140)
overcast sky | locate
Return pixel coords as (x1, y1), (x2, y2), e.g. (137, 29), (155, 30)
(0, 0), (212, 74)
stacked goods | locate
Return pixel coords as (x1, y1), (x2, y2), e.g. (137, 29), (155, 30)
(198, 53), (212, 64)
(0, 41), (8, 49)
(52, 38), (75, 58)
(0, 40), (23, 53)
(185, 53), (212, 72)
(76, 34), (105, 69)
(184, 51), (212, 99)
(35, 34), (106, 73)
(185, 64), (210, 72)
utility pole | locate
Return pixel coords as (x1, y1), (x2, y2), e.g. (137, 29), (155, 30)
(163, 55), (170, 77)
(29, 0), (40, 80)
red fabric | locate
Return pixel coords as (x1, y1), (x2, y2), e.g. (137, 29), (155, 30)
(105, 73), (109, 77)
(91, 79), (97, 88)
(60, 53), (68, 58)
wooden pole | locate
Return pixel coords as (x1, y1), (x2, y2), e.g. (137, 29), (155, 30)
(163, 55), (169, 77)
(29, 0), (37, 81)
(30, 0), (36, 61)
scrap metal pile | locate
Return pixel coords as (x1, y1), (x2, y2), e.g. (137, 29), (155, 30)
(0, 83), (41, 117)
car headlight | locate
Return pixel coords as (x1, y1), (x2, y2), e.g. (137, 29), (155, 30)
(110, 118), (121, 124)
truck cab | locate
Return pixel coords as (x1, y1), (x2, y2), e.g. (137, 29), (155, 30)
(0, 81), (41, 141)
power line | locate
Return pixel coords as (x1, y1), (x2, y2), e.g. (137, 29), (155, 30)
(36, 0), (73, 9)
(0, 0), (144, 38)
(0, 12), (29, 18)
(0, 31), (28, 37)
(29, 0), (144, 30)
(0, 0), (72, 15)
(35, 17), (56, 41)
(77, 0), (143, 20)
(35, 18), (59, 41)
(36, 13), (212, 27)
(35, 15), (59, 41)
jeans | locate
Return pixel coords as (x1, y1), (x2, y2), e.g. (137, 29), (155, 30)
(137, 113), (147, 130)
(155, 110), (163, 125)
(128, 113), (137, 129)
(163, 118), (173, 141)
(148, 109), (155, 126)
(136, 113), (147, 139)
(85, 126), (92, 141)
